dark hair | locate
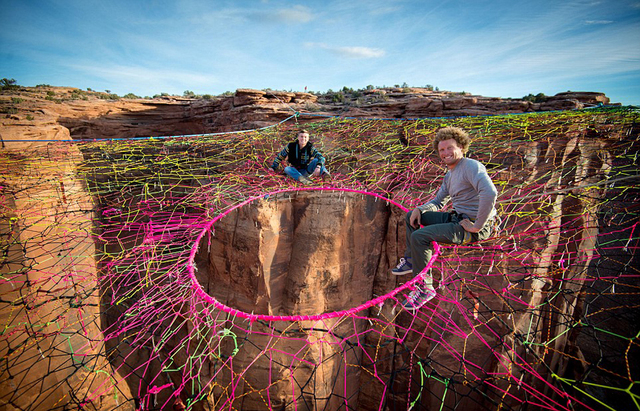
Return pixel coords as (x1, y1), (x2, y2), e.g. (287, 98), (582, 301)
(433, 127), (471, 153)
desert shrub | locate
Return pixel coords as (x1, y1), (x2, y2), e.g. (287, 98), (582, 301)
(523, 93), (549, 103)
(98, 93), (120, 100)
(1, 78), (19, 90)
(69, 89), (88, 100)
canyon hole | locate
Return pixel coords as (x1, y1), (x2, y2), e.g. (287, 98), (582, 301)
(193, 189), (407, 317)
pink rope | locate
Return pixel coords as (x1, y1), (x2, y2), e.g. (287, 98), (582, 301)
(187, 186), (440, 322)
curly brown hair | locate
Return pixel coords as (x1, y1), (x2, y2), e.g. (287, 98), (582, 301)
(432, 127), (471, 154)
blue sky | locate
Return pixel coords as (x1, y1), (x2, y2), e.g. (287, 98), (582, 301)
(2, 0), (640, 104)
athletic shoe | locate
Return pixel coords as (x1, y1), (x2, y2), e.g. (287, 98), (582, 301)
(299, 176), (313, 185)
(401, 285), (436, 311)
(391, 258), (413, 275)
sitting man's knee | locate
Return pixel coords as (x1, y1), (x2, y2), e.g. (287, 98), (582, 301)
(405, 210), (413, 223)
(410, 230), (432, 245)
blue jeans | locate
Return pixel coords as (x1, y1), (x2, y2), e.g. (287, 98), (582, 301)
(284, 158), (328, 181)
(405, 210), (493, 286)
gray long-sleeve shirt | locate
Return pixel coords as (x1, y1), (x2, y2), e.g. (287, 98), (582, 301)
(418, 157), (498, 227)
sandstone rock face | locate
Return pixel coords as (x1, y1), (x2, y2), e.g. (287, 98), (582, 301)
(197, 191), (394, 316)
(0, 86), (633, 410)
(190, 190), (403, 409)
(0, 140), (132, 410)
(1, 86), (617, 143)
(552, 91), (610, 104)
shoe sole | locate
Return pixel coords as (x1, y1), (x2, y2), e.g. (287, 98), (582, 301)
(401, 302), (427, 312)
(391, 269), (412, 275)
(401, 292), (436, 312)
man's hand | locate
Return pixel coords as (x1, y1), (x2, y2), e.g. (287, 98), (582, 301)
(460, 218), (480, 233)
(312, 165), (322, 177)
(410, 208), (421, 229)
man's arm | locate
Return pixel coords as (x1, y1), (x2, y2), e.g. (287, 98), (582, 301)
(311, 147), (326, 166)
(461, 163), (497, 232)
(410, 176), (450, 228)
(417, 175), (450, 212)
(271, 145), (289, 171)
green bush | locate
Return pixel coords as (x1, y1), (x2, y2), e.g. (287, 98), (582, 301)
(332, 92), (345, 103)
(522, 93), (549, 103)
(98, 93), (120, 100)
(69, 89), (88, 100)
(1, 78), (19, 90)
(123, 93), (141, 99)
(11, 97), (24, 104)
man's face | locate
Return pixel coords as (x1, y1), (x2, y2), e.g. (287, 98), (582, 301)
(297, 132), (309, 148)
(438, 138), (464, 168)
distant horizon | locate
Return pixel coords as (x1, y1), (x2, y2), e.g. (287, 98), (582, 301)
(4, 79), (622, 104)
(2, 1), (639, 105)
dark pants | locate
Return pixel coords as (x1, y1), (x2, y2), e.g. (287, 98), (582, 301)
(405, 210), (493, 287)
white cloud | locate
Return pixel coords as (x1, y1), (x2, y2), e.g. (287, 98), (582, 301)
(585, 20), (614, 24)
(249, 5), (314, 24)
(305, 42), (386, 59)
(65, 63), (216, 94)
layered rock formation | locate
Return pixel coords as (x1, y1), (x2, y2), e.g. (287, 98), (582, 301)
(0, 140), (130, 410)
(0, 85), (635, 410)
(189, 190), (403, 410)
(197, 190), (394, 317)
(1, 86), (614, 143)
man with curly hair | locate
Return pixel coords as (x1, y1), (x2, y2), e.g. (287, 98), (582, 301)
(392, 126), (498, 311)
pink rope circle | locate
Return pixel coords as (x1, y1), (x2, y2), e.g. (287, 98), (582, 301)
(187, 186), (440, 322)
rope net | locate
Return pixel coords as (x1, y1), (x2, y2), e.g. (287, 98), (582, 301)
(1, 107), (639, 410)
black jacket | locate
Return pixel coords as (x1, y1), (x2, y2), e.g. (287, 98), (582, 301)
(271, 141), (325, 170)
